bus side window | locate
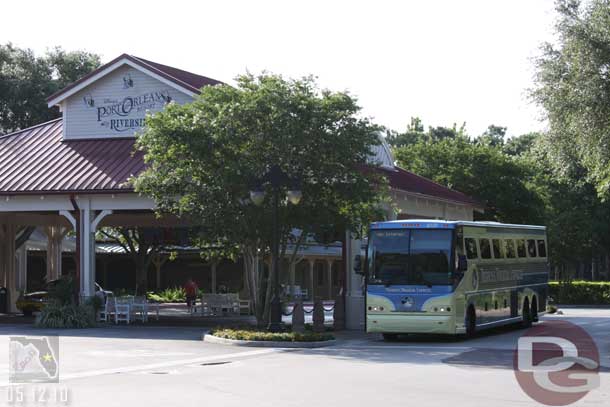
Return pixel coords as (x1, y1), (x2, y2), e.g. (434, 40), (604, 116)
(537, 240), (547, 257)
(516, 239), (527, 258)
(465, 238), (478, 259)
(527, 239), (537, 257)
(479, 239), (492, 259)
(492, 239), (503, 258)
(504, 239), (516, 258)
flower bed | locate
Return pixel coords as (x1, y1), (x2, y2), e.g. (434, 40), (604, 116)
(209, 328), (334, 342)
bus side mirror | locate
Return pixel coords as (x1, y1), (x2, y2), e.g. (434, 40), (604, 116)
(457, 255), (468, 272)
(354, 254), (364, 275)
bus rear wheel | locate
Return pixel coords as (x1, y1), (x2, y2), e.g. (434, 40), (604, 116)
(531, 297), (539, 322)
(521, 298), (532, 328)
(382, 333), (399, 342)
(465, 306), (476, 338)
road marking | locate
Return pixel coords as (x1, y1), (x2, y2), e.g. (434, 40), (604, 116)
(0, 348), (280, 386)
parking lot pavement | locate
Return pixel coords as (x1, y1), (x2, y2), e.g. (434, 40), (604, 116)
(0, 308), (608, 407)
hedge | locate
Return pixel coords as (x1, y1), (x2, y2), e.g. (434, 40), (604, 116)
(549, 281), (610, 305)
(209, 328), (334, 342)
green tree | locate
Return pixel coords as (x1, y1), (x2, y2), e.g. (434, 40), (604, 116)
(133, 74), (387, 326)
(394, 134), (544, 224)
(503, 132), (540, 156)
(0, 44), (100, 133)
(532, 0), (610, 199)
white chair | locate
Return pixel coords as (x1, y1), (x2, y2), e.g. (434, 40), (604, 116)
(114, 297), (131, 324)
(131, 296), (148, 322)
(99, 296), (115, 323)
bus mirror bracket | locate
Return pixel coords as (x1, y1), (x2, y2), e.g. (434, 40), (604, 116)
(457, 255), (468, 272)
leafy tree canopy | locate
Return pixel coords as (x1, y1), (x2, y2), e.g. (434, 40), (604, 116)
(0, 44), (100, 133)
(134, 73), (387, 256)
(532, 0), (610, 198)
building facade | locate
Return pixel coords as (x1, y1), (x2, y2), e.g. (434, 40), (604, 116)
(0, 54), (482, 327)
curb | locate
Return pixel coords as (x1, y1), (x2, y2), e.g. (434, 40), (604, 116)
(202, 334), (337, 348)
(554, 304), (610, 309)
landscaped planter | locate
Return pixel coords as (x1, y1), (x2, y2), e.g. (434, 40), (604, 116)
(202, 329), (336, 348)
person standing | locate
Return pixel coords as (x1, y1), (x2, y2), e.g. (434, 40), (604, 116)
(184, 278), (199, 313)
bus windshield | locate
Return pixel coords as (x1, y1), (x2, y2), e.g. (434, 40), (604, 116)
(367, 229), (453, 286)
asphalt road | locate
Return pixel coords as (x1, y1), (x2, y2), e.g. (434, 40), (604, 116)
(0, 308), (608, 407)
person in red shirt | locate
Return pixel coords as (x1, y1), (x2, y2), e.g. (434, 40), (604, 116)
(184, 278), (199, 313)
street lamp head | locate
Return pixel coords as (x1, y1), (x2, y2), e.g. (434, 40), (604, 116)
(286, 189), (302, 205)
(249, 189), (266, 206)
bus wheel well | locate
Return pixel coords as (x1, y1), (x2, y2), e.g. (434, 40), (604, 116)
(531, 296), (539, 322)
(465, 305), (476, 337)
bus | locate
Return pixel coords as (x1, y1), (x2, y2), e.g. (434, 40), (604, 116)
(363, 220), (549, 339)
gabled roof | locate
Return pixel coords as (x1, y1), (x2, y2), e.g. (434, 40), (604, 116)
(379, 166), (483, 209)
(47, 54), (223, 107)
(0, 119), (143, 194)
(0, 118), (482, 208)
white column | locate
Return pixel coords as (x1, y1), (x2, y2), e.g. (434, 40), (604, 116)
(326, 259), (334, 300)
(44, 226), (67, 282)
(81, 209), (111, 297)
(345, 230), (365, 330)
(308, 259), (315, 301)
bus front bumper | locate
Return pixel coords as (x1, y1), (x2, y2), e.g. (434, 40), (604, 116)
(367, 313), (456, 335)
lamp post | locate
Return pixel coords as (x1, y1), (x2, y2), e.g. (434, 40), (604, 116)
(250, 165), (302, 332)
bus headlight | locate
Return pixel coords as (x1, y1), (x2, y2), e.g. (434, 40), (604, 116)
(368, 306), (385, 312)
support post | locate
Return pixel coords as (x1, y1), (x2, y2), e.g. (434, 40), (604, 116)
(211, 261), (217, 294)
(44, 226), (68, 282)
(289, 261), (296, 295)
(308, 259), (315, 301)
(327, 259), (334, 300)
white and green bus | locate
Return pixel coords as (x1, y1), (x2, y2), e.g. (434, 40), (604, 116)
(363, 220), (549, 339)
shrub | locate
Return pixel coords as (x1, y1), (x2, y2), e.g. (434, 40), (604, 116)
(548, 281), (610, 305)
(35, 301), (96, 328)
(147, 287), (186, 303)
(209, 328), (334, 342)
(47, 276), (76, 305)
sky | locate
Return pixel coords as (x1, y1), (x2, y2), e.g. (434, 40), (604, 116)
(0, 0), (557, 138)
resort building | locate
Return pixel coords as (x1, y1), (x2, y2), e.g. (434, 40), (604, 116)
(0, 54), (482, 329)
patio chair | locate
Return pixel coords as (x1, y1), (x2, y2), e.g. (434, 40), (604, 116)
(99, 296), (115, 323)
(131, 296), (148, 322)
(226, 294), (240, 316)
(114, 297), (131, 324)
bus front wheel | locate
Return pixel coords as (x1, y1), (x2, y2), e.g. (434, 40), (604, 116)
(465, 306), (476, 338)
(531, 297), (539, 322)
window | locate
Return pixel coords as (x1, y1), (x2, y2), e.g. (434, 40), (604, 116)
(504, 240), (516, 258)
(368, 229), (452, 286)
(516, 239), (527, 258)
(527, 239), (537, 257)
(492, 239), (503, 258)
(537, 240), (547, 257)
(479, 239), (492, 259)
(465, 238), (478, 259)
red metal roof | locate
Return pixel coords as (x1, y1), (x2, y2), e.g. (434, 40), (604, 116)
(46, 54), (223, 104)
(0, 119), (481, 208)
(380, 166), (482, 208)
(0, 119), (144, 195)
